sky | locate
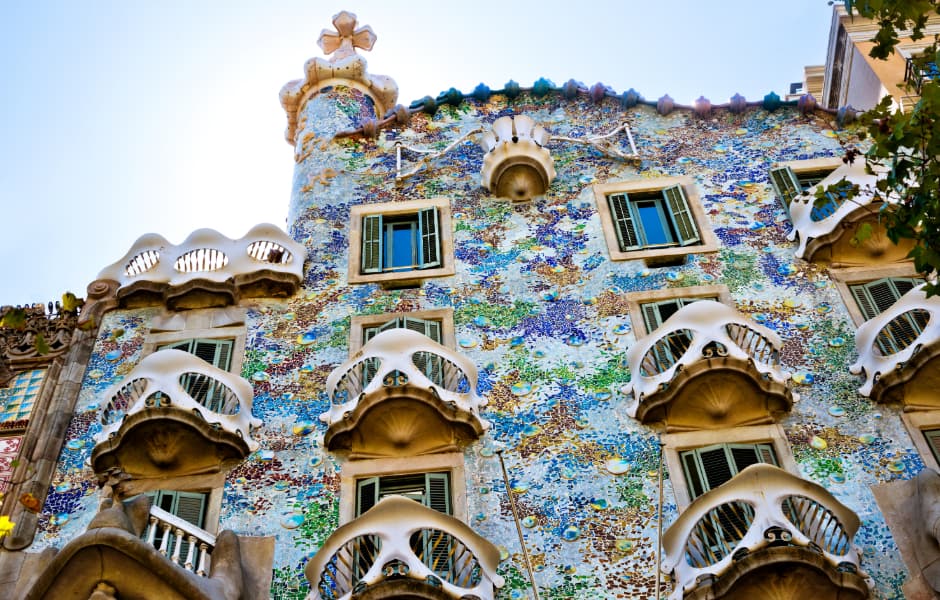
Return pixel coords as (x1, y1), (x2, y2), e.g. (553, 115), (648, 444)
(0, 1), (835, 307)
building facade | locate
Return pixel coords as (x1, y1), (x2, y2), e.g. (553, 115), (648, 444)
(1, 8), (939, 600)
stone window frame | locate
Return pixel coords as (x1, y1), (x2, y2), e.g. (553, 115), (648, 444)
(593, 176), (718, 265)
(125, 307), (249, 535)
(663, 424), (797, 511)
(348, 198), (455, 287)
(338, 452), (467, 526)
(623, 284), (733, 338)
(348, 308), (456, 355)
(829, 264), (920, 327)
(902, 411), (940, 472)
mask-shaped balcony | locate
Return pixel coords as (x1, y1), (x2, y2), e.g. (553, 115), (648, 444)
(786, 162), (914, 266)
(97, 224), (306, 310)
(479, 115), (555, 201)
(305, 496), (504, 600)
(91, 349), (261, 479)
(321, 329), (488, 458)
(850, 283), (940, 408)
(25, 493), (272, 599)
(623, 301), (794, 431)
(662, 464), (870, 600)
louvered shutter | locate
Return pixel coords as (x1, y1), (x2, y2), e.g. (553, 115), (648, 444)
(175, 491), (207, 528)
(681, 450), (707, 499)
(642, 302), (665, 334)
(868, 279), (903, 313)
(698, 446), (735, 491)
(769, 166), (802, 208)
(423, 473), (453, 579)
(755, 444), (778, 466)
(924, 430), (940, 465)
(608, 193), (640, 250)
(356, 477), (379, 516)
(361, 214), (384, 274)
(851, 284), (880, 321)
(425, 472), (451, 515)
(663, 185), (700, 246)
(418, 206), (441, 269)
(893, 278), (920, 297)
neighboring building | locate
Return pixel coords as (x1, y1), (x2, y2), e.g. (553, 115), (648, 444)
(819, 3), (940, 112)
(2, 7), (940, 600)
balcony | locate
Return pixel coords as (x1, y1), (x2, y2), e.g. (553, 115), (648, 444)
(91, 349), (261, 479)
(305, 496), (504, 600)
(624, 301), (793, 431)
(662, 464), (869, 600)
(786, 162), (913, 266)
(97, 224), (306, 310)
(850, 282), (940, 408)
(321, 329), (488, 458)
(24, 494), (271, 599)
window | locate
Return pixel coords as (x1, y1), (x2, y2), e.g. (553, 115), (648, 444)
(768, 157), (842, 216)
(623, 285), (732, 338)
(0, 368), (46, 494)
(157, 338), (235, 412)
(850, 277), (927, 354)
(594, 177), (717, 264)
(356, 472), (451, 516)
(144, 489), (209, 559)
(663, 424), (796, 510)
(350, 309), (455, 354)
(680, 443), (778, 499)
(348, 198), (455, 286)
(924, 430), (940, 466)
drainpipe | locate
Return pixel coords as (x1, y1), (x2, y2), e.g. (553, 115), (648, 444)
(496, 449), (541, 600)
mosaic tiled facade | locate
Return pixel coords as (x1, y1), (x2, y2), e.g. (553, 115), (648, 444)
(11, 11), (937, 600)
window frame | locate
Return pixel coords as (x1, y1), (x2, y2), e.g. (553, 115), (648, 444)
(594, 176), (718, 265)
(338, 452), (467, 525)
(348, 198), (455, 286)
(622, 284), (733, 338)
(830, 264), (921, 327)
(349, 308), (456, 355)
(663, 424), (797, 511)
(768, 157), (843, 212)
(902, 411), (940, 472)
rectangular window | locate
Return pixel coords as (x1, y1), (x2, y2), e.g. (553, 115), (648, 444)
(157, 338), (234, 411)
(850, 277), (927, 354)
(362, 207), (440, 274)
(361, 316), (444, 386)
(680, 443), (777, 499)
(607, 185), (700, 251)
(355, 472), (453, 581)
(924, 430), (940, 466)
(0, 368), (45, 424)
(639, 296), (715, 333)
(145, 489), (209, 559)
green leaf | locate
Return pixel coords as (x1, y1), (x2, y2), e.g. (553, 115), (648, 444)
(61, 292), (83, 312)
(34, 333), (50, 356)
(0, 309), (27, 330)
(851, 222), (874, 247)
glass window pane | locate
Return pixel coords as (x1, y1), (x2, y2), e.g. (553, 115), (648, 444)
(635, 200), (672, 245)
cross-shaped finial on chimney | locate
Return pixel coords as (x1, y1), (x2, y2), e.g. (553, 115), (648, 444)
(317, 11), (377, 63)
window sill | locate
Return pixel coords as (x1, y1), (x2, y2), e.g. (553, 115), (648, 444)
(347, 265), (455, 287)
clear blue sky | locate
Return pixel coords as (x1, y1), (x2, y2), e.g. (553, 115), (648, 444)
(0, 1), (834, 307)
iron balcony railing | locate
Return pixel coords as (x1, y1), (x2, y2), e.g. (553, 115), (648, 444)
(662, 464), (864, 600)
(306, 496), (504, 600)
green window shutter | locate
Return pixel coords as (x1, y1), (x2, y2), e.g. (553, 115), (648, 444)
(663, 185), (700, 246)
(924, 430), (940, 465)
(418, 206), (441, 269)
(697, 445), (735, 492)
(361, 214), (384, 274)
(174, 491), (207, 529)
(425, 472), (451, 515)
(608, 193), (640, 250)
(755, 443), (778, 466)
(769, 166), (802, 208)
(893, 278), (921, 297)
(642, 302), (664, 333)
(681, 450), (707, 499)
(357, 477), (380, 516)
(190, 339), (233, 370)
(850, 283), (881, 321)
(867, 279), (904, 314)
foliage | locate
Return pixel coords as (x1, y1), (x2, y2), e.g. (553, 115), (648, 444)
(838, 1), (940, 295)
